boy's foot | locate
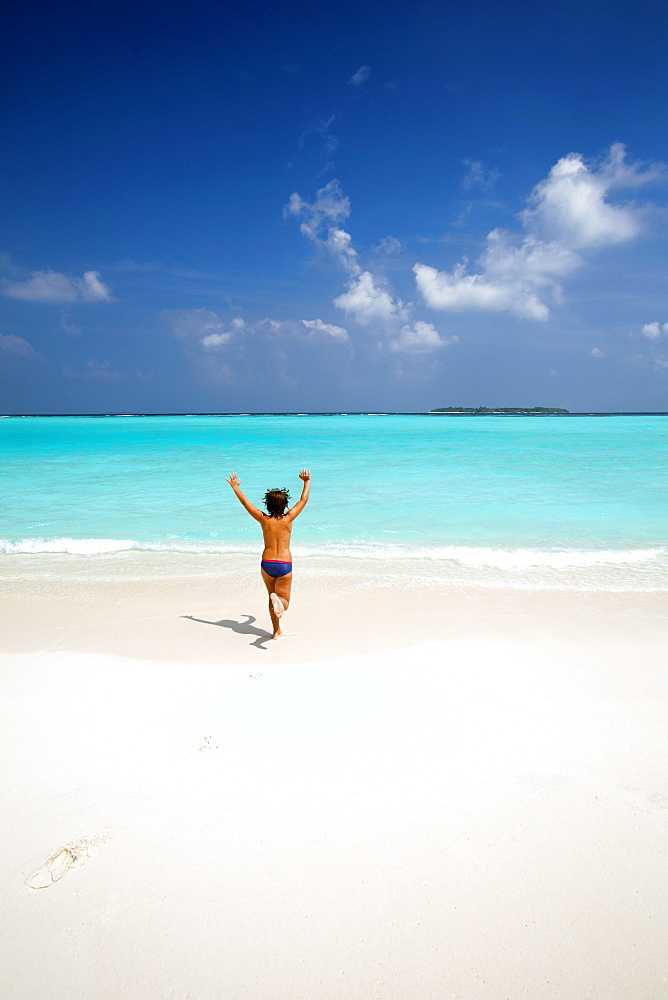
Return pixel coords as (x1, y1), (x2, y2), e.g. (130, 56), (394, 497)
(270, 594), (285, 618)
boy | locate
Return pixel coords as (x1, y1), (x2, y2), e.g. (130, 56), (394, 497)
(227, 469), (311, 638)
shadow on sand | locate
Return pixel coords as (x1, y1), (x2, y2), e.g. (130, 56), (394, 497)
(182, 614), (273, 650)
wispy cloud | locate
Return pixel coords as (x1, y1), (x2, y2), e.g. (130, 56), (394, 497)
(284, 179), (350, 240)
(167, 309), (350, 354)
(64, 358), (120, 379)
(166, 308), (351, 387)
(348, 66), (371, 87)
(415, 144), (665, 322)
(166, 309), (237, 383)
(167, 309), (237, 344)
(3, 269), (112, 303)
(61, 312), (81, 336)
(461, 158), (500, 191)
(626, 351), (668, 373)
(298, 114), (338, 152)
(0, 332), (38, 356)
(374, 236), (403, 255)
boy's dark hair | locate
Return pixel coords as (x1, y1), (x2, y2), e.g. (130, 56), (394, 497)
(263, 487), (291, 518)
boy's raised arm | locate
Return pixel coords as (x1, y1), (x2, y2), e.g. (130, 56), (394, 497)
(226, 473), (264, 521)
(287, 469), (310, 519)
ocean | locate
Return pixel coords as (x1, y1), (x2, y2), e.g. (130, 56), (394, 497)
(1, 414), (667, 592)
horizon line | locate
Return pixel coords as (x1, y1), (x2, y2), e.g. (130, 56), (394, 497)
(3, 411), (668, 418)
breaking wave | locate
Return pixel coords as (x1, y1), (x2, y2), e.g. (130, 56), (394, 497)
(2, 536), (667, 591)
(295, 543), (665, 569)
(1, 536), (665, 568)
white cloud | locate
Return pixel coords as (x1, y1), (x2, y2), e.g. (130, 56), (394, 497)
(348, 66), (370, 86)
(3, 269), (112, 303)
(437, 230), (579, 319)
(389, 321), (457, 354)
(640, 321), (668, 339)
(301, 319), (349, 341)
(481, 229), (579, 286)
(590, 347), (605, 357)
(324, 227), (359, 274)
(415, 144), (664, 322)
(414, 261), (550, 321)
(0, 333), (37, 356)
(520, 146), (646, 249)
(334, 271), (408, 325)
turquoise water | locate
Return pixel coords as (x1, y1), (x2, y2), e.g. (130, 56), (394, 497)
(1, 414), (667, 589)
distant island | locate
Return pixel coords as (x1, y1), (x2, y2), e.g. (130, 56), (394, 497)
(429, 406), (570, 415)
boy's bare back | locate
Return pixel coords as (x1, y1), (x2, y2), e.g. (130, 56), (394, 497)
(226, 469), (311, 562)
(258, 513), (295, 561)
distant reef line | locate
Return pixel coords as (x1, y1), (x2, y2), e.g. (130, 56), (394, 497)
(429, 406), (570, 415)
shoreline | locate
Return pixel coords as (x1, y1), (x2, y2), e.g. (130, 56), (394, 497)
(3, 545), (667, 603)
(2, 559), (667, 663)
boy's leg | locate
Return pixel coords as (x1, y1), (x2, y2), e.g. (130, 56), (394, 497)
(261, 569), (292, 637)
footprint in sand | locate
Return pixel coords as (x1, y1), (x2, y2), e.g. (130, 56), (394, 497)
(27, 848), (77, 889)
(25, 835), (107, 890)
(26, 844), (81, 889)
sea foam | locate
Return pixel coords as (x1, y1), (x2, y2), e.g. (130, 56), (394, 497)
(1, 536), (664, 569)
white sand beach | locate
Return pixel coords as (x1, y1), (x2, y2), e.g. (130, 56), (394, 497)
(1, 568), (667, 999)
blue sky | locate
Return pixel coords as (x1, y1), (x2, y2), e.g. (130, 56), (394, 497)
(1, 0), (667, 413)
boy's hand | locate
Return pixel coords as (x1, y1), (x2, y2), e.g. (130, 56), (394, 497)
(299, 469), (310, 481)
(227, 473), (241, 488)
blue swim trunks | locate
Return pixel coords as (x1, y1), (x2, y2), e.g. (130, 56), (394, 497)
(260, 559), (293, 578)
